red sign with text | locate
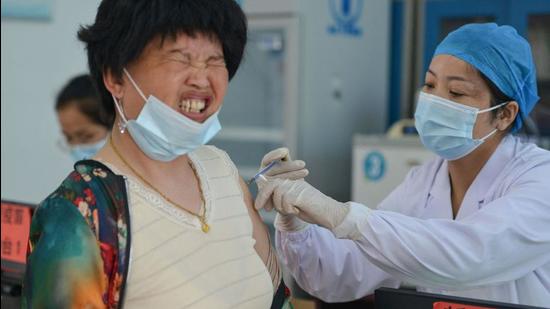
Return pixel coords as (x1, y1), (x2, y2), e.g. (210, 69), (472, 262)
(433, 301), (495, 309)
(1, 203), (32, 264)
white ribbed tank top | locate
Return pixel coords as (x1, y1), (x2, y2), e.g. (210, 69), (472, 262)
(123, 146), (273, 308)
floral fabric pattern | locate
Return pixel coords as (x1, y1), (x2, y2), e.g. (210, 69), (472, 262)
(23, 160), (130, 309)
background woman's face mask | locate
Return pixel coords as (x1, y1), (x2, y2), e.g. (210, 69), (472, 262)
(70, 138), (106, 161)
(414, 91), (506, 160)
(112, 69), (221, 162)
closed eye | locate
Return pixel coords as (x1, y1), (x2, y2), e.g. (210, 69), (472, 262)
(177, 58), (192, 66)
(423, 83), (435, 90)
(167, 51), (192, 65)
(449, 91), (464, 97)
(207, 57), (226, 68)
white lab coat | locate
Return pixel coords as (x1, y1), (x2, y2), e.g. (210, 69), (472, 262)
(276, 135), (550, 307)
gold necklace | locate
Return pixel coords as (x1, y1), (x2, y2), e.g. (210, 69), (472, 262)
(109, 137), (210, 233)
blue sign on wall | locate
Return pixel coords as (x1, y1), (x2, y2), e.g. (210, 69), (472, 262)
(1, 0), (52, 20)
(327, 0), (364, 36)
(364, 151), (385, 181)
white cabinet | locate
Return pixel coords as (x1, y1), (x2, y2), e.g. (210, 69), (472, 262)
(211, 16), (299, 181)
(352, 135), (435, 208)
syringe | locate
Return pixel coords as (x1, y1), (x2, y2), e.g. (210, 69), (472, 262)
(247, 160), (281, 185)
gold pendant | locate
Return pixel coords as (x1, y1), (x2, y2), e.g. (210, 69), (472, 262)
(201, 221), (210, 233)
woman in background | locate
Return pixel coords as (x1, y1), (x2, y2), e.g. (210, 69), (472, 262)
(55, 74), (111, 161)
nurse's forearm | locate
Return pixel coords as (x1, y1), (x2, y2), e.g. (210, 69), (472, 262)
(276, 224), (399, 302)
(340, 201), (550, 288)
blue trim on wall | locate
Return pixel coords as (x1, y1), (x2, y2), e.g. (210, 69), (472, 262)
(388, 0), (404, 128)
(388, 0), (550, 129)
(423, 0), (508, 80)
(509, 0), (550, 37)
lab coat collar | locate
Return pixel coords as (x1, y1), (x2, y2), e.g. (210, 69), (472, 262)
(430, 159), (450, 200)
(426, 159), (453, 218)
(429, 135), (515, 220)
(455, 135), (515, 219)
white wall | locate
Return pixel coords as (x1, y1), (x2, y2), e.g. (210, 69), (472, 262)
(296, 0), (390, 201)
(1, 0), (101, 203)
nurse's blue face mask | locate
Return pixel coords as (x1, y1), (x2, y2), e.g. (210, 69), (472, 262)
(414, 91), (507, 160)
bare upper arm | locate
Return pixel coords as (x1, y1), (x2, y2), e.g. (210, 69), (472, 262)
(238, 177), (272, 264)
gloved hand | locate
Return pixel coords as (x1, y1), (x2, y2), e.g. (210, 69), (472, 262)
(274, 210), (310, 232)
(255, 179), (351, 231)
(256, 148), (309, 211)
(259, 147), (309, 181)
(257, 148), (309, 232)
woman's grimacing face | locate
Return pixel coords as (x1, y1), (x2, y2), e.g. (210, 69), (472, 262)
(422, 54), (499, 139)
(114, 32), (229, 124)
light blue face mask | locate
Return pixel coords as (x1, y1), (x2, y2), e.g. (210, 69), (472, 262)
(70, 138), (106, 161)
(414, 91), (507, 160)
(112, 69), (221, 162)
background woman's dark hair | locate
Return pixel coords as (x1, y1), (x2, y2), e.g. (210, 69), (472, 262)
(77, 0), (248, 128)
(55, 74), (112, 128)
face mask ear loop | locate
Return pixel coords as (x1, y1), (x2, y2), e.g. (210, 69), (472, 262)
(112, 95), (128, 123)
(479, 128), (499, 142)
(112, 95), (129, 133)
(475, 101), (509, 141)
(477, 101), (509, 114)
(123, 68), (148, 102)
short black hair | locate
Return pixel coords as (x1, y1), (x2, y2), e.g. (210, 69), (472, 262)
(55, 74), (112, 128)
(77, 0), (247, 128)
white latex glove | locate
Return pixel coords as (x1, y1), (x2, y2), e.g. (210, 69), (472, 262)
(256, 148), (309, 212)
(257, 148), (309, 231)
(274, 211), (310, 232)
(260, 147), (309, 180)
(255, 179), (351, 231)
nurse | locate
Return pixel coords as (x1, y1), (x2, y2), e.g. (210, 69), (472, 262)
(255, 23), (550, 307)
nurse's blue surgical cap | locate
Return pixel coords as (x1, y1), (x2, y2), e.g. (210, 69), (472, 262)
(434, 23), (539, 132)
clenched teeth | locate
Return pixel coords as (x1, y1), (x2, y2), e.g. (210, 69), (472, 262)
(178, 99), (206, 113)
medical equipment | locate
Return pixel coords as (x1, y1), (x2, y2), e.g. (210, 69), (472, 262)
(352, 134), (434, 208)
(248, 159), (281, 185)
